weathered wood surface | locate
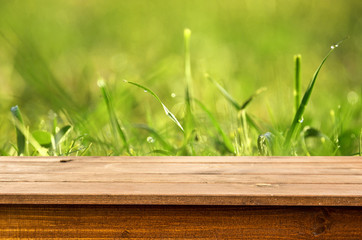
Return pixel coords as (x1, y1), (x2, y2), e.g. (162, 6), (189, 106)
(0, 156), (361, 206)
(0, 205), (361, 239)
(0, 156), (362, 239)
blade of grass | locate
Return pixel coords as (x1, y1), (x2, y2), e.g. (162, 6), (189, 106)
(11, 114), (48, 156)
(55, 125), (72, 146)
(239, 87), (267, 110)
(206, 74), (266, 111)
(134, 124), (176, 153)
(206, 73), (263, 133)
(294, 55), (302, 114)
(184, 28), (192, 106)
(239, 109), (251, 154)
(125, 80), (184, 132)
(10, 106), (26, 156)
(98, 79), (131, 155)
(32, 130), (52, 148)
(235, 109), (253, 155)
(183, 28), (195, 145)
(80, 142), (93, 156)
(53, 125), (72, 155)
(10, 37), (80, 113)
(245, 114), (262, 134)
(284, 40), (346, 150)
(206, 73), (265, 154)
(205, 74), (241, 110)
(194, 99), (235, 154)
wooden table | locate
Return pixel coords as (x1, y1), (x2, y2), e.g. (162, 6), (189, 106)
(0, 156), (361, 239)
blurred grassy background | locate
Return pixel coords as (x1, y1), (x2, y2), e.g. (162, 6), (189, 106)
(0, 0), (361, 155)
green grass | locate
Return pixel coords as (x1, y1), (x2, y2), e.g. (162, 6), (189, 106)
(0, 1), (361, 156)
(98, 78), (131, 155)
(10, 106), (26, 156)
(124, 80), (184, 133)
(284, 40), (346, 151)
(294, 55), (301, 114)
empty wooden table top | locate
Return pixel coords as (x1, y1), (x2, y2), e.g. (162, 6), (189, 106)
(0, 156), (361, 206)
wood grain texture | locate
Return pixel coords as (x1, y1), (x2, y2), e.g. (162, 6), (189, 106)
(1, 157), (362, 239)
(0, 205), (361, 239)
(0, 156), (361, 206)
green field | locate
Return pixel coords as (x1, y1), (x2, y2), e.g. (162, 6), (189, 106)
(0, 1), (361, 156)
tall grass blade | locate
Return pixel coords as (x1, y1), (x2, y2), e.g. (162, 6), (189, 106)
(239, 109), (251, 154)
(183, 28), (195, 144)
(206, 74), (263, 135)
(184, 28), (193, 105)
(194, 99), (235, 153)
(53, 125), (72, 155)
(11, 113), (48, 156)
(125, 80), (184, 132)
(245, 114), (262, 134)
(80, 142), (93, 156)
(11, 38), (79, 113)
(239, 87), (267, 110)
(294, 55), (302, 113)
(284, 40), (345, 150)
(206, 74), (266, 111)
(55, 125), (72, 146)
(206, 74), (241, 110)
(98, 79), (131, 155)
(10, 106), (25, 156)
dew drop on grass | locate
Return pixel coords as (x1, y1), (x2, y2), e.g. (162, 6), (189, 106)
(146, 136), (155, 143)
(171, 93), (176, 98)
(331, 44), (339, 50)
(298, 116), (304, 123)
(144, 90), (148, 93)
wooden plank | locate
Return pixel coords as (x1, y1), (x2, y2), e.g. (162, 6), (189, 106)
(1, 173), (362, 184)
(0, 156), (361, 206)
(1, 162), (362, 175)
(0, 183), (361, 205)
(1, 157), (362, 238)
(0, 205), (361, 239)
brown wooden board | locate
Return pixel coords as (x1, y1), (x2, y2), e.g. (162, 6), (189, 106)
(0, 205), (361, 239)
(0, 156), (361, 206)
(1, 157), (362, 239)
